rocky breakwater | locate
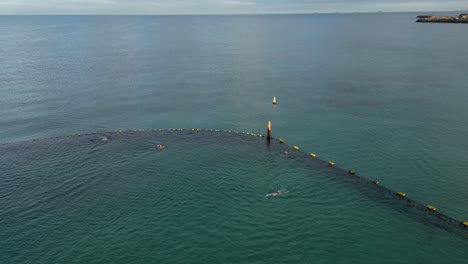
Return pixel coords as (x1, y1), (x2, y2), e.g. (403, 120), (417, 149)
(416, 14), (468, 23)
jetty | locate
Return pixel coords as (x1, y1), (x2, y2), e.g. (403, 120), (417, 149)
(416, 14), (468, 23)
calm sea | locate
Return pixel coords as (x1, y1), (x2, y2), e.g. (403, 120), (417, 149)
(1, 13), (468, 263)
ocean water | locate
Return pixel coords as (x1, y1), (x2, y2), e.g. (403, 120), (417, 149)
(1, 13), (468, 263)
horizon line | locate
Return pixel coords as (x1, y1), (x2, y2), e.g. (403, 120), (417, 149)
(1, 10), (467, 16)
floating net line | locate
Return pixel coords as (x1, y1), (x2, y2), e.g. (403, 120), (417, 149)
(1, 128), (467, 233)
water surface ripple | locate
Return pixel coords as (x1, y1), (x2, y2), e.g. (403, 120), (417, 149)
(1, 130), (468, 263)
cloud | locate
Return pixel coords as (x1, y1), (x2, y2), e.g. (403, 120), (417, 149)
(0, 0), (467, 14)
(222, 0), (255, 5)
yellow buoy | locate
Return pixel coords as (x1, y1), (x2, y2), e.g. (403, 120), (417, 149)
(293, 146), (299, 150)
(310, 153), (317, 158)
(397, 192), (406, 197)
(426, 205), (437, 211)
(462, 221), (468, 227)
(372, 180), (379, 185)
(279, 139), (285, 143)
(259, 134), (263, 137)
(272, 96), (277, 105)
(328, 161), (335, 166)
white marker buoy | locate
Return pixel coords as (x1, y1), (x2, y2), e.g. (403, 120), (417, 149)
(272, 96), (277, 105)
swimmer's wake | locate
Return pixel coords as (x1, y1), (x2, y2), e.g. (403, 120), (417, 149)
(265, 189), (288, 198)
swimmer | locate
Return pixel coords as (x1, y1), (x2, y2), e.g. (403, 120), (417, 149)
(283, 150), (288, 156)
(155, 144), (166, 150)
(265, 189), (289, 198)
(101, 136), (110, 142)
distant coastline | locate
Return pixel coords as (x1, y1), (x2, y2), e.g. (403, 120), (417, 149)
(416, 14), (468, 23)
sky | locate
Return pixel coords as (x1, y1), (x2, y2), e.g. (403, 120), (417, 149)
(0, 0), (467, 15)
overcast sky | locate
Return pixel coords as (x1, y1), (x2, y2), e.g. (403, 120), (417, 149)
(1, 0), (467, 15)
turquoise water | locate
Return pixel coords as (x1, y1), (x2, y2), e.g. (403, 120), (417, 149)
(1, 131), (467, 263)
(1, 14), (468, 263)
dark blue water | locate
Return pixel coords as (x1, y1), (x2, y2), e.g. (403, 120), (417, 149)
(1, 14), (468, 263)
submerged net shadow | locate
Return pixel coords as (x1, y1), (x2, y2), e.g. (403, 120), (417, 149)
(1, 128), (467, 233)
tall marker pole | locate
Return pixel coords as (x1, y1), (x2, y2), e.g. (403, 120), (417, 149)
(267, 121), (272, 143)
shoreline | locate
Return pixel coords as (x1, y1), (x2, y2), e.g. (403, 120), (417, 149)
(416, 14), (468, 23)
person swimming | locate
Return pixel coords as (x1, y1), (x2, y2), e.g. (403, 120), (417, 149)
(265, 189), (289, 198)
(101, 136), (110, 142)
(155, 144), (166, 150)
